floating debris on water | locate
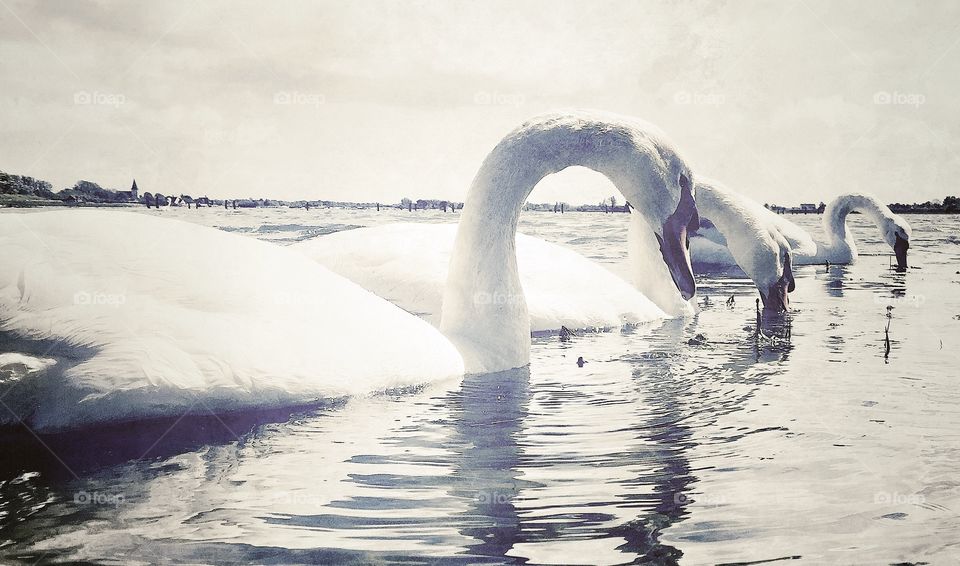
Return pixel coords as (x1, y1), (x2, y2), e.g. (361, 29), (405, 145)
(687, 333), (708, 346)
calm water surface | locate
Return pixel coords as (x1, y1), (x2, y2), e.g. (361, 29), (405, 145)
(1, 208), (958, 564)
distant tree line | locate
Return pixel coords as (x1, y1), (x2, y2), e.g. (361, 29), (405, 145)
(1, 172), (138, 204)
(0, 170), (212, 207)
(61, 180), (133, 203)
(399, 197), (462, 212)
(5, 168), (959, 213)
(889, 197), (960, 214)
(0, 172), (58, 199)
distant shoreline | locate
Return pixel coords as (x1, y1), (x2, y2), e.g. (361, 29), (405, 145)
(0, 200), (138, 208)
(2, 200), (958, 215)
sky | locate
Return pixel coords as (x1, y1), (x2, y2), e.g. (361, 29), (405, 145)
(1, 0), (958, 205)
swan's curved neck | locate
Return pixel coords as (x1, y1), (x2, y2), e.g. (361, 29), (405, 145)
(823, 194), (891, 256)
(440, 115), (679, 373)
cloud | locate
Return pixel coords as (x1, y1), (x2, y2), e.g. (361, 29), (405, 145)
(0, 0), (957, 204)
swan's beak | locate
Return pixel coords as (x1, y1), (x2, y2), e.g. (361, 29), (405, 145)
(761, 252), (794, 312)
(894, 234), (909, 271)
(762, 278), (791, 312)
(656, 180), (698, 300)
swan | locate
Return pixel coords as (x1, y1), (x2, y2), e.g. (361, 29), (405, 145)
(629, 179), (795, 313)
(691, 191), (912, 271)
(293, 223), (670, 333)
(791, 193), (911, 270)
(0, 110), (698, 431)
(440, 110), (698, 373)
(0, 210), (465, 431)
(294, 183), (794, 327)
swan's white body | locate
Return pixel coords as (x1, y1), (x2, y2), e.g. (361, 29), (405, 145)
(631, 179), (795, 312)
(691, 191), (911, 268)
(0, 110), (698, 430)
(294, 223), (667, 332)
(0, 211), (464, 432)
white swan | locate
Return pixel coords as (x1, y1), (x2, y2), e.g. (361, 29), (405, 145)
(294, 182), (795, 328)
(0, 110), (698, 430)
(790, 193), (911, 270)
(294, 223), (668, 333)
(691, 191), (912, 271)
(0, 210), (465, 431)
(440, 110), (698, 373)
(630, 179), (795, 312)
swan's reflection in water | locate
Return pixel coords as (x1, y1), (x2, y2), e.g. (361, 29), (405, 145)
(0, 293), (792, 564)
(450, 368), (528, 559)
(820, 264), (849, 298)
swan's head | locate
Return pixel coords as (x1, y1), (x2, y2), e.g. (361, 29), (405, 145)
(652, 172), (699, 300)
(880, 216), (911, 270)
(754, 233), (795, 312)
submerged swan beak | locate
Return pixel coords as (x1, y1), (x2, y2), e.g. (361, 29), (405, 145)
(656, 175), (698, 300)
(894, 234), (909, 271)
(761, 252), (794, 312)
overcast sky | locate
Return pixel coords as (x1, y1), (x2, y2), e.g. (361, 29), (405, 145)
(1, 0), (958, 204)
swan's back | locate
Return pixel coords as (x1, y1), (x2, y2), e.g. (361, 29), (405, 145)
(695, 181), (792, 287)
(0, 210), (463, 431)
(692, 186), (818, 260)
(294, 222), (667, 332)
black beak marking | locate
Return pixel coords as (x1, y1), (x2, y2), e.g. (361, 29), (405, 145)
(894, 234), (909, 270)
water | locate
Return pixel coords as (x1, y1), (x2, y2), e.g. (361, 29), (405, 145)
(1, 208), (958, 564)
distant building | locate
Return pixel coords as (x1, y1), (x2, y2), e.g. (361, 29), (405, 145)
(799, 203), (817, 212)
(116, 179), (140, 202)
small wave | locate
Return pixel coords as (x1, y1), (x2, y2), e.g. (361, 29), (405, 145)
(257, 223), (315, 233)
(266, 225), (365, 245)
(564, 236), (597, 246)
(257, 223), (361, 236)
(255, 224), (364, 244)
